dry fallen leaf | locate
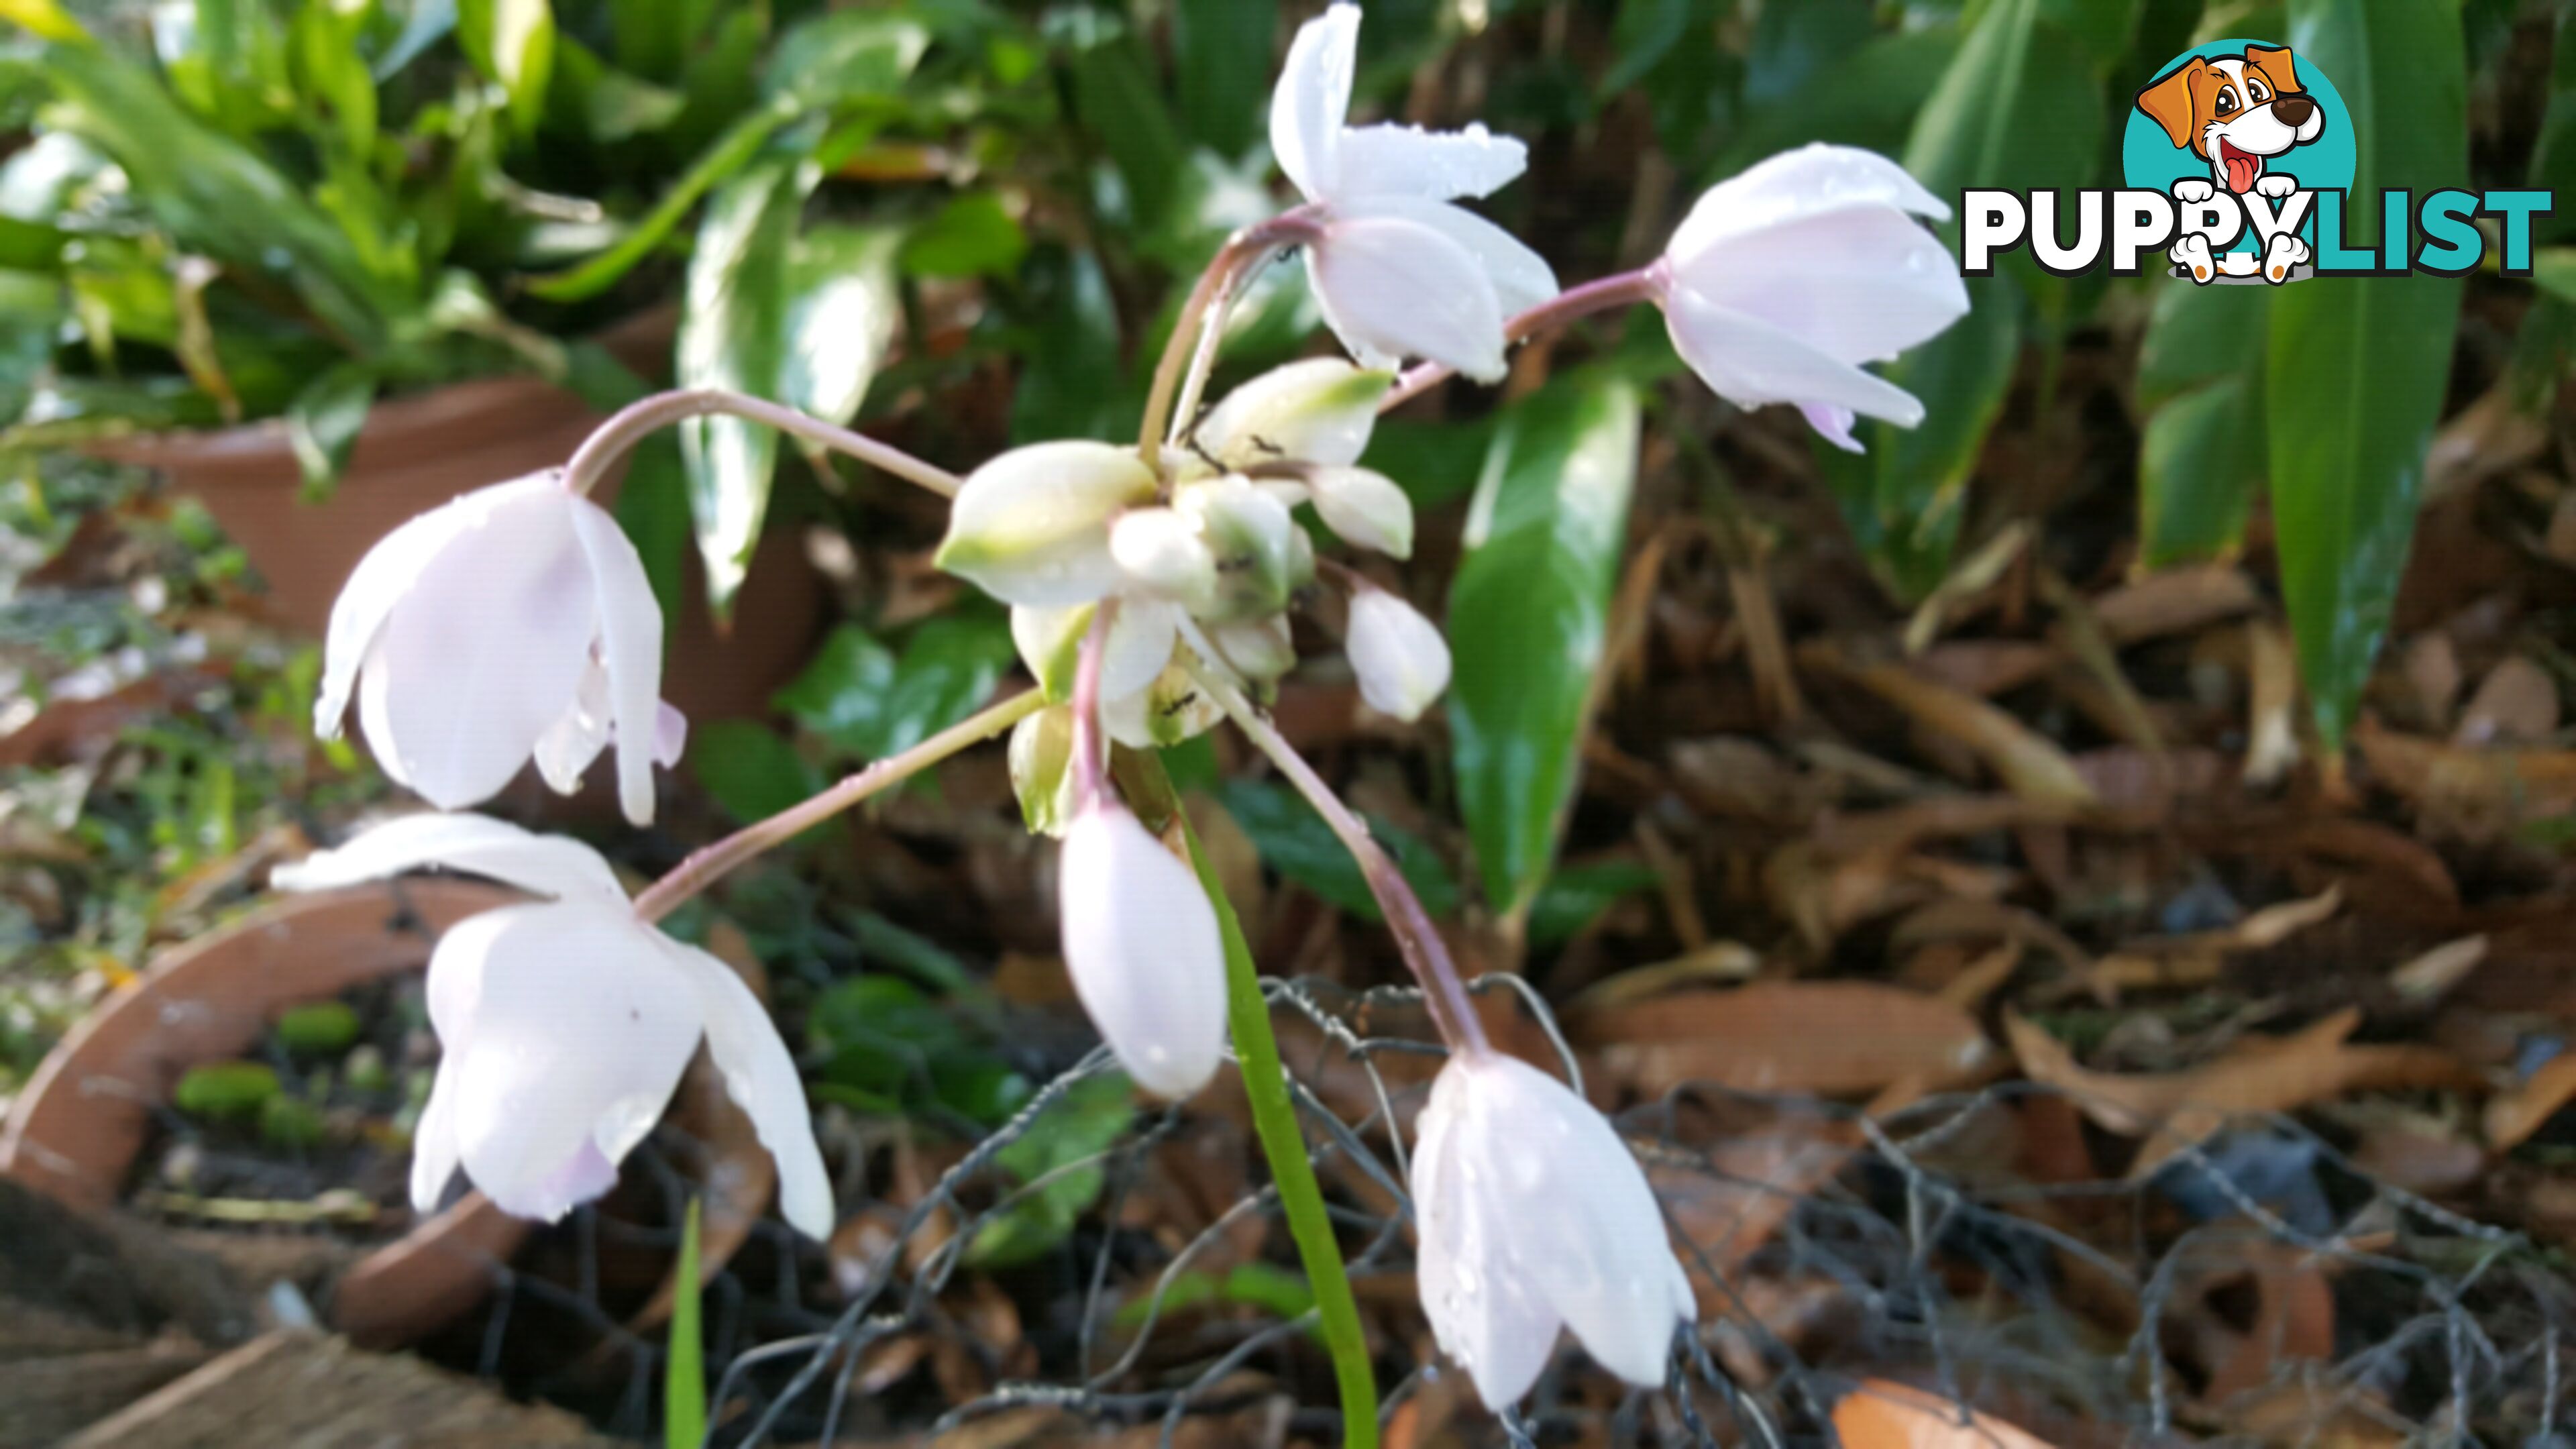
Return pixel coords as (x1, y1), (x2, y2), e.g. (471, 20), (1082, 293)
(2244, 620), (2300, 788)
(2353, 719), (2576, 842)
(2484, 1051), (2576, 1150)
(2052, 889), (2341, 1006)
(2452, 655), (2560, 749)
(2004, 1008), (2475, 1177)
(2094, 564), (2261, 645)
(2385, 935), (2487, 1006)
(1580, 981), (1992, 1097)
(1830, 659), (2100, 808)
(1832, 1379), (2057, 1449)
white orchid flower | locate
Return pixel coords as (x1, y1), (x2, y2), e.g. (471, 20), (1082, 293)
(1271, 3), (1557, 381)
(1344, 585), (1450, 722)
(1057, 800), (1228, 1097)
(1411, 1051), (1694, 1410)
(315, 473), (683, 826)
(1651, 144), (1969, 451)
(272, 813), (832, 1239)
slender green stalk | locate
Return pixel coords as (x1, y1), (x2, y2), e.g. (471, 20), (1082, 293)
(1146, 755), (1379, 1448)
(665, 1195), (706, 1449)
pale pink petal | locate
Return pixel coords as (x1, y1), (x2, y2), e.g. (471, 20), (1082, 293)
(1336, 122), (1527, 202)
(1057, 804), (1226, 1097)
(1271, 3), (1358, 199)
(445, 903), (701, 1223)
(667, 938), (835, 1239)
(1340, 195), (1559, 316)
(354, 483), (597, 811)
(1672, 204), (1967, 365)
(1668, 144), (1949, 266)
(270, 812), (629, 906)
(1803, 405), (1865, 453)
(568, 496), (671, 826)
(1662, 284), (1926, 427)
(1413, 1058), (1564, 1410)
(531, 663), (612, 796)
(1307, 215), (1506, 381)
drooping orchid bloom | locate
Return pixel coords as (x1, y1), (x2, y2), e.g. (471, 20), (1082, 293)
(1650, 144), (1970, 451)
(1271, 3), (1557, 381)
(274, 813), (830, 1238)
(315, 473), (683, 826)
(1411, 1051), (1695, 1409)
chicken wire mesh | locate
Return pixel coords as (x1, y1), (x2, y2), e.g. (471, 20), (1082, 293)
(321, 970), (2576, 1449)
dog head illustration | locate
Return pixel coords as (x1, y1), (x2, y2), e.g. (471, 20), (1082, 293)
(2135, 46), (2324, 195)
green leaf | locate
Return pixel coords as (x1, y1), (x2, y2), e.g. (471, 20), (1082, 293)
(2136, 281), (2270, 567)
(1714, 27), (1959, 176)
(1171, 0), (1274, 157)
(1212, 777), (1460, 924)
(610, 0), (712, 80)
(549, 36), (686, 142)
(1008, 246), (1126, 444)
(968, 1072), (1135, 1267)
(678, 151), (814, 614)
(174, 1060), (280, 1120)
(524, 101), (797, 303)
(688, 719), (823, 826)
(457, 0), (555, 135)
(35, 42), (403, 345)
(1447, 374), (1640, 920)
(2534, 248), (2576, 305)
(761, 8), (930, 106)
(2267, 0), (2467, 753)
(783, 223), (903, 427)
(1061, 15), (1186, 229)
(1601, 0), (1702, 97)
(612, 435), (691, 628)
(1834, 1), (2100, 599)
(898, 191), (1026, 280)
(286, 364), (376, 500)
(1527, 859), (1659, 947)
(2532, 4), (2576, 243)
(289, 0), (377, 158)
(1, 0), (89, 42)
(664, 1197), (705, 1449)
(276, 1000), (360, 1055)
(776, 616), (1017, 761)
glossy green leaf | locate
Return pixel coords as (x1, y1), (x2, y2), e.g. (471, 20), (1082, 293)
(36, 42), (402, 345)
(2136, 279), (2270, 567)
(610, 0), (712, 80)
(688, 720), (823, 826)
(2267, 0), (2467, 753)
(1713, 25), (1958, 176)
(1527, 859), (1659, 948)
(782, 222), (902, 428)
(761, 8), (930, 106)
(611, 434), (691, 629)
(1830, 1), (2101, 599)
(524, 101), (797, 302)
(1008, 246), (1127, 444)
(286, 364), (376, 500)
(457, 0), (555, 134)
(678, 151), (814, 613)
(549, 36), (685, 142)
(776, 616), (1016, 762)
(968, 1072), (1134, 1267)
(1062, 15), (1186, 229)
(1447, 374), (1640, 921)
(900, 191), (1027, 280)
(1212, 777), (1460, 924)
(2532, 5), (2576, 243)
(1171, 0), (1274, 157)
(289, 0), (376, 158)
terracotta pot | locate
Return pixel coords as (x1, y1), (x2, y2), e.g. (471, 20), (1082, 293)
(0, 880), (532, 1349)
(88, 315), (822, 727)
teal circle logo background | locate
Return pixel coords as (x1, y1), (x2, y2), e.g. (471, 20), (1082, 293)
(2121, 38), (2357, 254)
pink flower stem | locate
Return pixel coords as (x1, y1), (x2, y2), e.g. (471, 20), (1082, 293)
(631, 688), (1043, 924)
(561, 388), (964, 500)
(1068, 599), (1117, 809)
(1185, 662), (1491, 1058)
(1378, 266), (1665, 412)
(1136, 210), (1326, 471)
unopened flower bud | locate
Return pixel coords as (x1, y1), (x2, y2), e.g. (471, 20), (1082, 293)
(1305, 465), (1413, 558)
(1008, 705), (1083, 837)
(935, 442), (1158, 607)
(1196, 358), (1393, 470)
(1344, 587), (1450, 721)
(1057, 802), (1228, 1098)
(1110, 506), (1222, 614)
(1179, 478), (1298, 621)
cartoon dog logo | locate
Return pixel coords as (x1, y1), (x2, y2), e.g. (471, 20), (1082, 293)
(2135, 45), (2324, 283)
